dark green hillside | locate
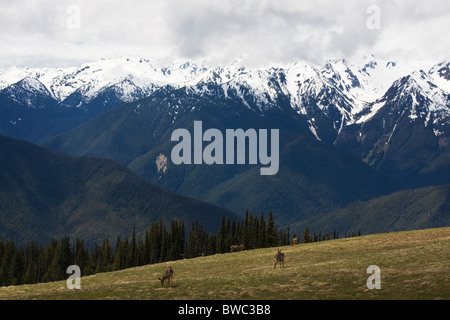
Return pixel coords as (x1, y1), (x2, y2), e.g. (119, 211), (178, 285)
(299, 185), (450, 235)
(45, 86), (397, 227)
(0, 135), (236, 247)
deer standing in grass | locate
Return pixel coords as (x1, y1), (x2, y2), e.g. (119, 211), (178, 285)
(273, 249), (285, 269)
(291, 237), (299, 246)
(158, 266), (174, 287)
(230, 244), (245, 252)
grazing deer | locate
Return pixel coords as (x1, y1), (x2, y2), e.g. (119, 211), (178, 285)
(273, 249), (285, 269)
(158, 266), (174, 287)
(230, 244), (245, 252)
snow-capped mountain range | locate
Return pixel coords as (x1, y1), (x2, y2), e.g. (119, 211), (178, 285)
(0, 55), (449, 143)
(0, 56), (206, 103)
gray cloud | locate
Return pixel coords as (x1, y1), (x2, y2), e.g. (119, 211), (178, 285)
(0, 0), (448, 68)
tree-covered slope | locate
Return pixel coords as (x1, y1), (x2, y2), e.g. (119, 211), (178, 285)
(0, 135), (236, 247)
(298, 185), (450, 235)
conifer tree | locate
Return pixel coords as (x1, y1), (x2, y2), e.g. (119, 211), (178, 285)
(22, 240), (39, 284)
(159, 224), (169, 262)
(216, 215), (228, 253)
(167, 220), (185, 261)
(74, 238), (89, 274)
(112, 237), (129, 270)
(100, 238), (113, 272)
(58, 236), (73, 274)
(333, 230), (339, 239)
(185, 220), (198, 258)
(9, 250), (24, 285)
(43, 238), (61, 282)
(266, 211), (278, 247)
(258, 213), (267, 248)
(207, 233), (217, 255)
(0, 241), (16, 285)
(242, 210), (250, 249)
(302, 228), (312, 243)
(129, 229), (138, 267)
(89, 243), (101, 274)
(146, 221), (162, 264)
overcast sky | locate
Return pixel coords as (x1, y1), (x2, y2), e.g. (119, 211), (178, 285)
(0, 0), (449, 69)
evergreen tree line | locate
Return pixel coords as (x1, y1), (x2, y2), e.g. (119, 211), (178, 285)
(0, 210), (358, 287)
(300, 228), (361, 243)
(0, 211), (289, 287)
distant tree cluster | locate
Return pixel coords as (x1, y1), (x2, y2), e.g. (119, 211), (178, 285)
(0, 211), (291, 287)
(215, 210), (291, 254)
(301, 228), (361, 243)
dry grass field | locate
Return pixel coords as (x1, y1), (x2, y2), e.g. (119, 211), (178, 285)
(0, 227), (449, 300)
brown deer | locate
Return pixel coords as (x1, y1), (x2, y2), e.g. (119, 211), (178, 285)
(230, 244), (245, 252)
(273, 249), (285, 269)
(158, 266), (174, 287)
(291, 237), (299, 246)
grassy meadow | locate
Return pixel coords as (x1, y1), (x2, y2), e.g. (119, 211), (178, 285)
(0, 227), (449, 300)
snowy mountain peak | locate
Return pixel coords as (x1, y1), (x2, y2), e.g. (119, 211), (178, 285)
(428, 60), (450, 93)
(323, 57), (413, 107)
(0, 66), (31, 90)
(16, 76), (50, 94)
(356, 63), (450, 133)
(0, 56), (208, 103)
